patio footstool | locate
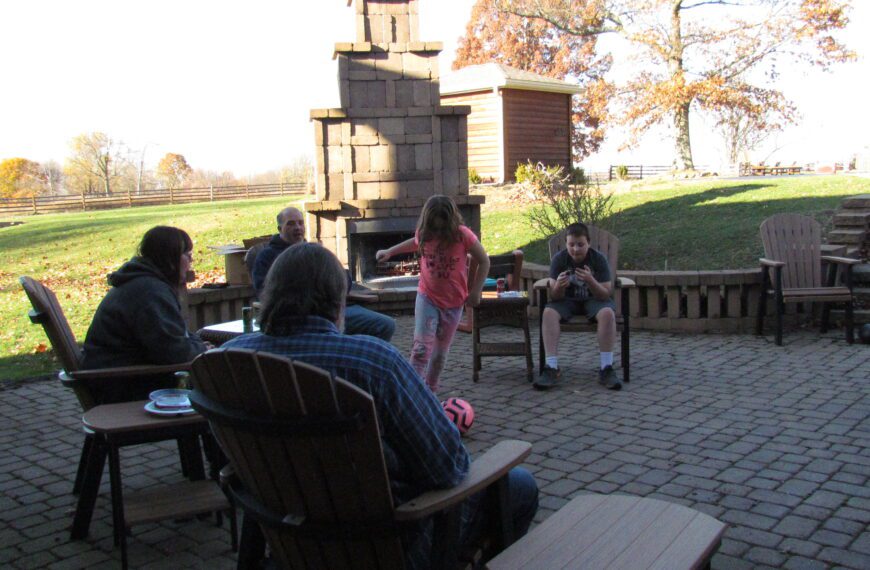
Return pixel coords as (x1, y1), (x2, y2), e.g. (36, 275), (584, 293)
(488, 494), (726, 569)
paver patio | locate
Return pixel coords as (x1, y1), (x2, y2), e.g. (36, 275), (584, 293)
(1, 316), (868, 569)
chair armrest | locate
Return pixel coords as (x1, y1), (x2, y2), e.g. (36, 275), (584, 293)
(532, 278), (551, 290)
(759, 258), (785, 268)
(69, 362), (191, 382)
(821, 255), (860, 266)
(346, 291), (378, 304)
(615, 277), (635, 288)
(394, 440), (532, 521)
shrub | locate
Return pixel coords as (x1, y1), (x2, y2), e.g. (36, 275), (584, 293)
(615, 165), (629, 180)
(570, 167), (586, 185)
(468, 168), (482, 185)
(516, 161), (615, 238)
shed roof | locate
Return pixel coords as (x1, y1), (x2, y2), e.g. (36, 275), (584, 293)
(440, 63), (581, 96)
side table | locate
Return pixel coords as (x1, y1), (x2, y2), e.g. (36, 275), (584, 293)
(81, 401), (235, 569)
(469, 292), (533, 383)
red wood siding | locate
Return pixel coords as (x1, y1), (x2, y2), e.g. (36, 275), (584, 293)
(441, 91), (503, 182)
(502, 89), (572, 181)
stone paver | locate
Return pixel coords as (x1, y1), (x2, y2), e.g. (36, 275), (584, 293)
(0, 319), (868, 569)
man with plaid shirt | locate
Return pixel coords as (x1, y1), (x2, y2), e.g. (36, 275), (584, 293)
(224, 242), (537, 569)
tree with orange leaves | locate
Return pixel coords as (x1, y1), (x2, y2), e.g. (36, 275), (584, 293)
(454, 0), (612, 162)
(495, 0), (854, 170)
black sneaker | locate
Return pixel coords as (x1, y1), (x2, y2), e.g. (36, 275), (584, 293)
(534, 366), (560, 390)
(599, 365), (622, 391)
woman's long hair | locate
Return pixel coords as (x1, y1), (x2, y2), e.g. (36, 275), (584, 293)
(137, 226), (192, 292)
(416, 195), (463, 254)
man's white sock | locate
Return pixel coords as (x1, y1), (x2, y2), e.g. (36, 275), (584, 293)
(600, 352), (613, 369)
(546, 356), (559, 370)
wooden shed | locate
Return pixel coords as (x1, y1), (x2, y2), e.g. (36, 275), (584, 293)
(440, 63), (580, 183)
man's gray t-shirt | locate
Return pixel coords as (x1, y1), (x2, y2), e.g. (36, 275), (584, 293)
(548, 248), (611, 301)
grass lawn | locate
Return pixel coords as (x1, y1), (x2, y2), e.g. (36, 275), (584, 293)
(2, 174), (868, 381)
(481, 175), (870, 269)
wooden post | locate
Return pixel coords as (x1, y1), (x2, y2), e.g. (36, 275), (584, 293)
(280, 181), (285, 196)
(639, 165), (643, 179)
(608, 166), (613, 181)
(169, 187), (174, 204)
(31, 195), (37, 214)
(127, 188), (133, 207)
(210, 184), (214, 201)
(81, 191), (86, 211)
(245, 183), (249, 198)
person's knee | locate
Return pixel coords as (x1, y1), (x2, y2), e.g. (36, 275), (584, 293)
(542, 307), (561, 327)
(374, 313), (396, 341)
(508, 467), (539, 535)
(597, 306), (615, 325)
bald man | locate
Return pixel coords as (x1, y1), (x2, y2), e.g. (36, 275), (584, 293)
(252, 206), (395, 341)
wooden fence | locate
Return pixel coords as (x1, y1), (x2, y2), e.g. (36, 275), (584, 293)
(607, 164), (713, 180)
(0, 182), (307, 216)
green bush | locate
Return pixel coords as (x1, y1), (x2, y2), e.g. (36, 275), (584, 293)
(615, 165), (629, 180)
(468, 168), (482, 185)
(515, 161), (615, 238)
(570, 167), (586, 185)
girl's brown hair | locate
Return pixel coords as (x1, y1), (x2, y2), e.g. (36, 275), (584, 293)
(416, 195), (464, 252)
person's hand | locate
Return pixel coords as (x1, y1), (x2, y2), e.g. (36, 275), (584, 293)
(554, 270), (570, 290)
(376, 249), (390, 262)
(204, 341), (215, 350)
(468, 291), (482, 307)
(576, 265), (594, 283)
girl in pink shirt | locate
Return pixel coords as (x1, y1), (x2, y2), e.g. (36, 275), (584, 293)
(377, 195), (490, 392)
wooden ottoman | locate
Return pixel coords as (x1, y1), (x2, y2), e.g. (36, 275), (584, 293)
(488, 494), (726, 570)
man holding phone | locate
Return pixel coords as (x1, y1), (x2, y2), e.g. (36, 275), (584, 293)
(535, 222), (621, 391)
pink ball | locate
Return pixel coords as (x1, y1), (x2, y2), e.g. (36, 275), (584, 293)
(442, 397), (475, 435)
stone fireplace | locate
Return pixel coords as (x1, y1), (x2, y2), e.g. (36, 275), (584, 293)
(304, 0), (484, 291)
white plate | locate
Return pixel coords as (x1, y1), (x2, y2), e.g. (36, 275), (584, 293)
(144, 400), (196, 417)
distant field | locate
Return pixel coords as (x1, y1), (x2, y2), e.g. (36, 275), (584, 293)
(2, 175), (868, 381)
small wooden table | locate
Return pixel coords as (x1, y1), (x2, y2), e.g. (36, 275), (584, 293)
(468, 291), (532, 383)
(81, 401), (233, 569)
(198, 319), (259, 346)
(488, 494), (726, 569)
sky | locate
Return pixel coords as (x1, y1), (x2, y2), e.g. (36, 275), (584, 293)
(1, 0), (868, 177)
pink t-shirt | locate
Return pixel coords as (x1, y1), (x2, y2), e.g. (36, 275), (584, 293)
(415, 225), (479, 309)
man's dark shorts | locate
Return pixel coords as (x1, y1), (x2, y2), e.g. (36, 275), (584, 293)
(546, 298), (616, 323)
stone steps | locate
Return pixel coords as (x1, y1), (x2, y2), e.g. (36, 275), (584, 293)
(833, 211), (870, 227)
(829, 229), (866, 244)
(828, 193), (870, 259)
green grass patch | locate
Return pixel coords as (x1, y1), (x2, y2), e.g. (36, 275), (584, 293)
(481, 176), (870, 269)
(1, 196), (305, 381)
(2, 175), (868, 381)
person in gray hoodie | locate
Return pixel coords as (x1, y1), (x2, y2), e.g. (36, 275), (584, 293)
(81, 226), (208, 403)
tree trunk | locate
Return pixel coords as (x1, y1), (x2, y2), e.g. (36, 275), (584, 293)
(669, 1), (694, 171)
(673, 102), (694, 170)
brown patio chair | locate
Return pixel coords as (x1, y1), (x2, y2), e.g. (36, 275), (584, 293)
(190, 348), (532, 570)
(533, 225), (634, 382)
(19, 276), (203, 538)
(458, 250), (533, 382)
(756, 213), (858, 345)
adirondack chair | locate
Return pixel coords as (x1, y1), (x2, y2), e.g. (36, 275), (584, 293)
(190, 349), (533, 570)
(756, 214), (858, 345)
(19, 276), (202, 538)
(458, 250), (533, 382)
(533, 226), (634, 382)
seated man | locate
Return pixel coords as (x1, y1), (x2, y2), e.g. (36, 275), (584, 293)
(225, 242), (538, 568)
(252, 206), (395, 341)
(536, 222), (622, 391)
